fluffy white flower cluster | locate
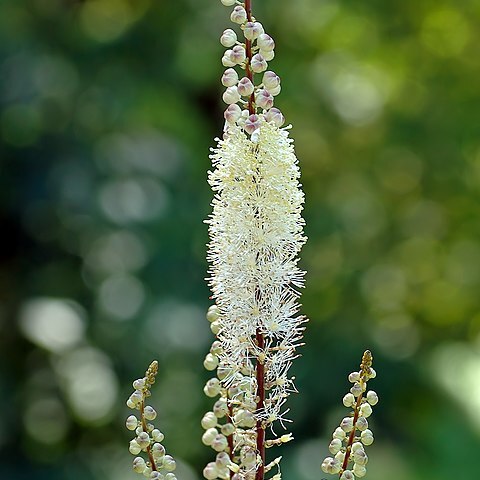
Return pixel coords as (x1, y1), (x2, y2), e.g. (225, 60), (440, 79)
(218, 0), (285, 138)
(321, 351), (378, 480)
(126, 361), (178, 480)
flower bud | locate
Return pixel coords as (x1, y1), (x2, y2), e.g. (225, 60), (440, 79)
(230, 6), (247, 24)
(133, 378), (146, 390)
(204, 377), (222, 397)
(321, 457), (341, 475)
(366, 390), (378, 405)
(216, 452), (231, 467)
(263, 71), (280, 90)
(340, 416), (354, 432)
(368, 368), (377, 379)
(359, 403), (372, 418)
(152, 429), (164, 442)
(265, 107), (284, 127)
(237, 77), (254, 96)
(150, 472), (163, 480)
(204, 353), (219, 370)
(353, 448), (368, 465)
(222, 50), (236, 67)
(251, 54), (267, 73)
(340, 470), (355, 480)
(221, 422), (235, 436)
(350, 382), (363, 397)
(220, 28), (237, 47)
(257, 33), (275, 51)
(212, 433), (228, 452)
(260, 49), (275, 61)
(202, 411), (218, 429)
(213, 398), (228, 418)
(240, 446), (256, 467)
(349, 371), (360, 383)
(267, 84), (281, 96)
(133, 457), (146, 473)
(136, 431), (150, 449)
(343, 393), (355, 407)
(165, 475), (176, 480)
(203, 462), (219, 480)
(210, 340), (223, 355)
(244, 114), (260, 134)
(333, 426), (346, 440)
(356, 416), (368, 431)
(244, 21), (264, 40)
(144, 405), (157, 421)
(210, 319), (221, 334)
(129, 439), (142, 455)
(353, 464), (367, 478)
(360, 429), (374, 446)
(221, 68), (239, 87)
(221, 0), (236, 5)
(129, 390), (143, 406)
(352, 441), (363, 453)
(126, 415), (138, 431)
(329, 438), (342, 454)
(255, 89), (273, 110)
(231, 45), (246, 64)
(152, 442), (166, 459)
(202, 427), (219, 446)
(163, 455), (176, 471)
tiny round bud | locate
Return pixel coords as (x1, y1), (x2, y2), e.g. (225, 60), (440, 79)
(244, 21), (264, 40)
(329, 438), (342, 455)
(126, 415), (138, 431)
(133, 378), (146, 390)
(129, 390), (143, 406)
(221, 423), (235, 436)
(216, 451), (230, 467)
(353, 464), (367, 478)
(152, 442), (166, 459)
(343, 393), (355, 407)
(133, 457), (146, 473)
(203, 462), (219, 480)
(335, 451), (346, 464)
(251, 54), (267, 73)
(263, 71), (280, 90)
(144, 406), (157, 421)
(265, 107), (284, 127)
(204, 378), (222, 398)
(204, 353), (219, 370)
(202, 428), (219, 446)
(165, 475), (176, 480)
(210, 320), (221, 334)
(163, 455), (176, 472)
(359, 403), (372, 418)
(257, 33), (275, 51)
(221, 0), (236, 6)
(340, 470), (355, 480)
(129, 439), (142, 455)
(210, 340), (222, 355)
(361, 429), (374, 446)
(222, 51), (236, 67)
(349, 371), (361, 383)
(340, 417), (354, 432)
(213, 398), (228, 418)
(321, 457), (341, 475)
(222, 86), (241, 105)
(136, 431), (150, 449)
(260, 49), (275, 61)
(126, 398), (136, 409)
(255, 89), (274, 110)
(333, 427), (346, 440)
(267, 84), (281, 96)
(230, 6), (247, 24)
(237, 77), (254, 96)
(202, 412), (218, 429)
(152, 429), (164, 442)
(366, 390), (378, 405)
(231, 45), (246, 64)
(244, 114), (260, 135)
(220, 28), (237, 47)
(240, 446), (256, 467)
(221, 68), (239, 87)
(353, 449), (368, 466)
(212, 433), (228, 452)
(368, 368), (377, 379)
(356, 416), (368, 431)
(350, 382), (363, 397)
(352, 442), (364, 453)
(150, 472), (163, 480)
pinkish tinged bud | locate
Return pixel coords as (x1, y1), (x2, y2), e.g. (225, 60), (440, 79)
(263, 71), (280, 90)
(230, 6), (247, 24)
(257, 33), (275, 51)
(220, 28), (237, 47)
(230, 45), (246, 64)
(224, 104), (242, 124)
(244, 114), (260, 134)
(221, 68), (239, 87)
(243, 21), (264, 40)
(251, 53), (267, 73)
(237, 77), (254, 96)
(222, 86), (241, 105)
(255, 89), (274, 110)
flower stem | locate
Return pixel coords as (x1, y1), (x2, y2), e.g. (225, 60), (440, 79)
(140, 399), (158, 472)
(255, 326), (266, 480)
(244, 0), (255, 115)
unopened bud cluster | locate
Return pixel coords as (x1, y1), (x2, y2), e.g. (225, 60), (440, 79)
(219, 0), (285, 138)
(321, 351), (378, 480)
(126, 361), (177, 480)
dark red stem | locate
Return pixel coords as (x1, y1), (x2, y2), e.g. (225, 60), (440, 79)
(244, 0), (255, 115)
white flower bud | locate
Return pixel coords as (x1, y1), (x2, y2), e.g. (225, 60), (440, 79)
(230, 6), (247, 24)
(221, 68), (239, 87)
(204, 353), (219, 370)
(260, 49), (275, 61)
(361, 429), (374, 446)
(244, 114), (260, 135)
(257, 33), (275, 51)
(152, 442), (166, 459)
(133, 378), (146, 390)
(126, 398), (136, 409)
(150, 472), (164, 480)
(368, 368), (377, 379)
(340, 470), (355, 480)
(202, 412), (218, 429)
(222, 50), (236, 67)
(267, 84), (281, 96)
(203, 462), (219, 480)
(349, 371), (360, 383)
(333, 427), (346, 440)
(250, 127), (260, 143)
(210, 340), (223, 355)
(250, 53), (267, 73)
(359, 403), (372, 418)
(151, 429), (164, 442)
(255, 89), (273, 110)
(220, 28), (237, 47)
(221, 422), (235, 436)
(366, 390), (378, 405)
(321, 457), (341, 475)
(213, 398), (228, 418)
(237, 77), (254, 96)
(164, 475), (176, 480)
(204, 378), (222, 397)
(136, 431), (150, 449)
(216, 364), (230, 380)
(265, 107), (284, 127)
(352, 442), (364, 453)
(133, 457), (146, 473)
(328, 438), (342, 454)
(210, 320), (221, 334)
(353, 464), (367, 478)
(356, 416), (368, 431)
(202, 427), (219, 445)
(240, 446), (256, 467)
(340, 416), (354, 432)
(129, 439), (142, 455)
(350, 382), (363, 397)
(129, 390), (143, 406)
(263, 71), (280, 90)
(212, 433), (228, 452)
(335, 451), (345, 464)
(216, 452), (231, 467)
(244, 21), (264, 40)
(231, 45), (246, 64)
(126, 415), (138, 431)
(144, 406), (157, 421)
(353, 449), (368, 466)
(163, 455), (176, 472)
(221, 0), (236, 5)
(343, 393), (355, 407)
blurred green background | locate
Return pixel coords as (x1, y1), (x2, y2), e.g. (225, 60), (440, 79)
(1, 0), (480, 479)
